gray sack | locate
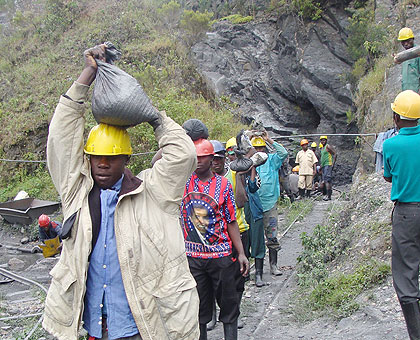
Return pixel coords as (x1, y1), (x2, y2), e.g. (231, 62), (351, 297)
(91, 43), (159, 127)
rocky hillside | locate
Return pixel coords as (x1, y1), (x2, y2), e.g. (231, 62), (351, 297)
(191, 1), (358, 183)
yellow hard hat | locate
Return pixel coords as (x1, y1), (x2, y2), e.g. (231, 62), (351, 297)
(300, 139), (309, 146)
(320, 135), (328, 140)
(311, 142), (317, 148)
(391, 90), (420, 119)
(398, 27), (414, 41)
(225, 137), (237, 150)
(84, 123), (132, 156)
(292, 165), (299, 172)
(251, 136), (266, 147)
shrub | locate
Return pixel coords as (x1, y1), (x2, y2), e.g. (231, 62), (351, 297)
(219, 14), (253, 24)
(180, 9), (213, 45)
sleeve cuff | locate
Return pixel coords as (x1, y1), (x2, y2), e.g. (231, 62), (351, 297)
(65, 81), (90, 103)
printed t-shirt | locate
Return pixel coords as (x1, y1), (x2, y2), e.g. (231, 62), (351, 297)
(181, 172), (236, 259)
(224, 167), (249, 233)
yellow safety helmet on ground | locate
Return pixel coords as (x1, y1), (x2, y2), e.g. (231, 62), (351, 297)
(84, 123), (132, 156)
(311, 142), (317, 148)
(398, 27), (414, 41)
(225, 137), (237, 150)
(300, 139), (309, 146)
(320, 135), (328, 140)
(292, 165), (299, 173)
(391, 90), (420, 119)
(251, 136), (266, 147)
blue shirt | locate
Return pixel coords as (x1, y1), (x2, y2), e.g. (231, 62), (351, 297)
(83, 175), (139, 340)
(383, 125), (420, 202)
(256, 142), (288, 211)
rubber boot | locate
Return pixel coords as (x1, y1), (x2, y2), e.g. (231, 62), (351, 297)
(298, 188), (305, 200)
(268, 248), (282, 276)
(306, 189), (311, 198)
(327, 188), (332, 200)
(199, 323), (208, 340)
(401, 301), (420, 340)
(207, 299), (217, 331)
(223, 320), (238, 340)
(237, 291), (244, 329)
(255, 258), (265, 287)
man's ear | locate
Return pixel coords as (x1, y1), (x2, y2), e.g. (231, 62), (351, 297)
(125, 156), (131, 165)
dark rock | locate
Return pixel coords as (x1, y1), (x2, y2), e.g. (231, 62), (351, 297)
(192, 5), (359, 183)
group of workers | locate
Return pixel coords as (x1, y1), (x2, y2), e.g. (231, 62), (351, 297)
(38, 25), (420, 340)
(40, 43), (337, 340)
(384, 27), (420, 340)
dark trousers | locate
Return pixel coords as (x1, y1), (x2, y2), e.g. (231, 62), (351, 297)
(188, 256), (240, 324)
(392, 203), (420, 303)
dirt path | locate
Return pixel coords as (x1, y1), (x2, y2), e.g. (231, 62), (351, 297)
(208, 195), (408, 340)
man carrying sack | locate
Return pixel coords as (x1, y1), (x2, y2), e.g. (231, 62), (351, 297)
(43, 44), (199, 340)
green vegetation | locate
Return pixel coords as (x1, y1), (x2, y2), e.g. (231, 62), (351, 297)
(219, 14), (254, 24)
(0, 0), (246, 202)
(307, 260), (390, 318)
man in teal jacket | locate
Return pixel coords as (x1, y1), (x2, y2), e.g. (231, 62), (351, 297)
(251, 132), (288, 276)
(396, 27), (420, 93)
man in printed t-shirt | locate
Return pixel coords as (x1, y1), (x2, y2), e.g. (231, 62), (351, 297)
(181, 138), (249, 340)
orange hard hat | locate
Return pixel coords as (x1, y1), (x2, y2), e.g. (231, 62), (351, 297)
(38, 214), (50, 228)
(194, 138), (214, 157)
(300, 139), (309, 146)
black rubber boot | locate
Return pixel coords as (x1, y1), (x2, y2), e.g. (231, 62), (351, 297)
(306, 190), (311, 198)
(255, 258), (265, 287)
(401, 301), (420, 340)
(298, 188), (305, 199)
(207, 299), (217, 331)
(268, 248), (282, 276)
(223, 320), (238, 340)
(327, 188), (332, 200)
(200, 323), (208, 340)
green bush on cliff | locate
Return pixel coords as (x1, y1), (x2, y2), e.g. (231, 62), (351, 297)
(220, 14), (253, 24)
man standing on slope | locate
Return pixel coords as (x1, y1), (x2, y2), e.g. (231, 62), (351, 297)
(251, 131), (288, 276)
(43, 44), (199, 340)
(383, 90), (420, 340)
(319, 135), (337, 201)
(395, 27), (420, 93)
(295, 139), (318, 198)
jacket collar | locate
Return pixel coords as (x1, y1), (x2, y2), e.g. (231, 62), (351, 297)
(120, 168), (142, 196)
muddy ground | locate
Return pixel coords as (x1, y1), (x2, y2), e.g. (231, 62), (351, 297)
(0, 190), (409, 339)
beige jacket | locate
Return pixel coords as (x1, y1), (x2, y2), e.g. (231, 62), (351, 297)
(295, 149), (318, 175)
(43, 82), (199, 340)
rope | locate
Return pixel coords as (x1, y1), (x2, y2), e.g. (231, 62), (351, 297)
(0, 132), (380, 164)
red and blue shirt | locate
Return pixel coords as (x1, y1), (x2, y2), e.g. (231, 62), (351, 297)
(181, 172), (236, 259)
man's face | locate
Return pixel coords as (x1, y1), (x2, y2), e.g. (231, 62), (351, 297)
(320, 139), (327, 146)
(227, 152), (236, 162)
(302, 143), (308, 151)
(211, 154), (225, 175)
(401, 38), (414, 50)
(196, 155), (214, 174)
(311, 147), (317, 152)
(254, 146), (266, 153)
(90, 154), (128, 189)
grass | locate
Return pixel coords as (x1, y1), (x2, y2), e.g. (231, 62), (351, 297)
(0, 0), (247, 202)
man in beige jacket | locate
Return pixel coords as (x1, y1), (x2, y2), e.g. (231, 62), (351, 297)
(295, 139), (318, 198)
(43, 45), (199, 340)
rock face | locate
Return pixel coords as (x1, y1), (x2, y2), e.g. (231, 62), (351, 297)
(192, 4), (359, 183)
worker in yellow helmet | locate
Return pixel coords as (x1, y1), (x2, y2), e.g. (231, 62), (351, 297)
(225, 136), (238, 163)
(45, 44), (199, 340)
(395, 27), (420, 93)
(319, 135), (337, 200)
(383, 90), (420, 340)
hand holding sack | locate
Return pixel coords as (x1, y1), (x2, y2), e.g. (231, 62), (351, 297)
(91, 42), (159, 127)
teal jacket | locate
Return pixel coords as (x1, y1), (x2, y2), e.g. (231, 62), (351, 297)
(256, 142), (288, 212)
(402, 48), (420, 93)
